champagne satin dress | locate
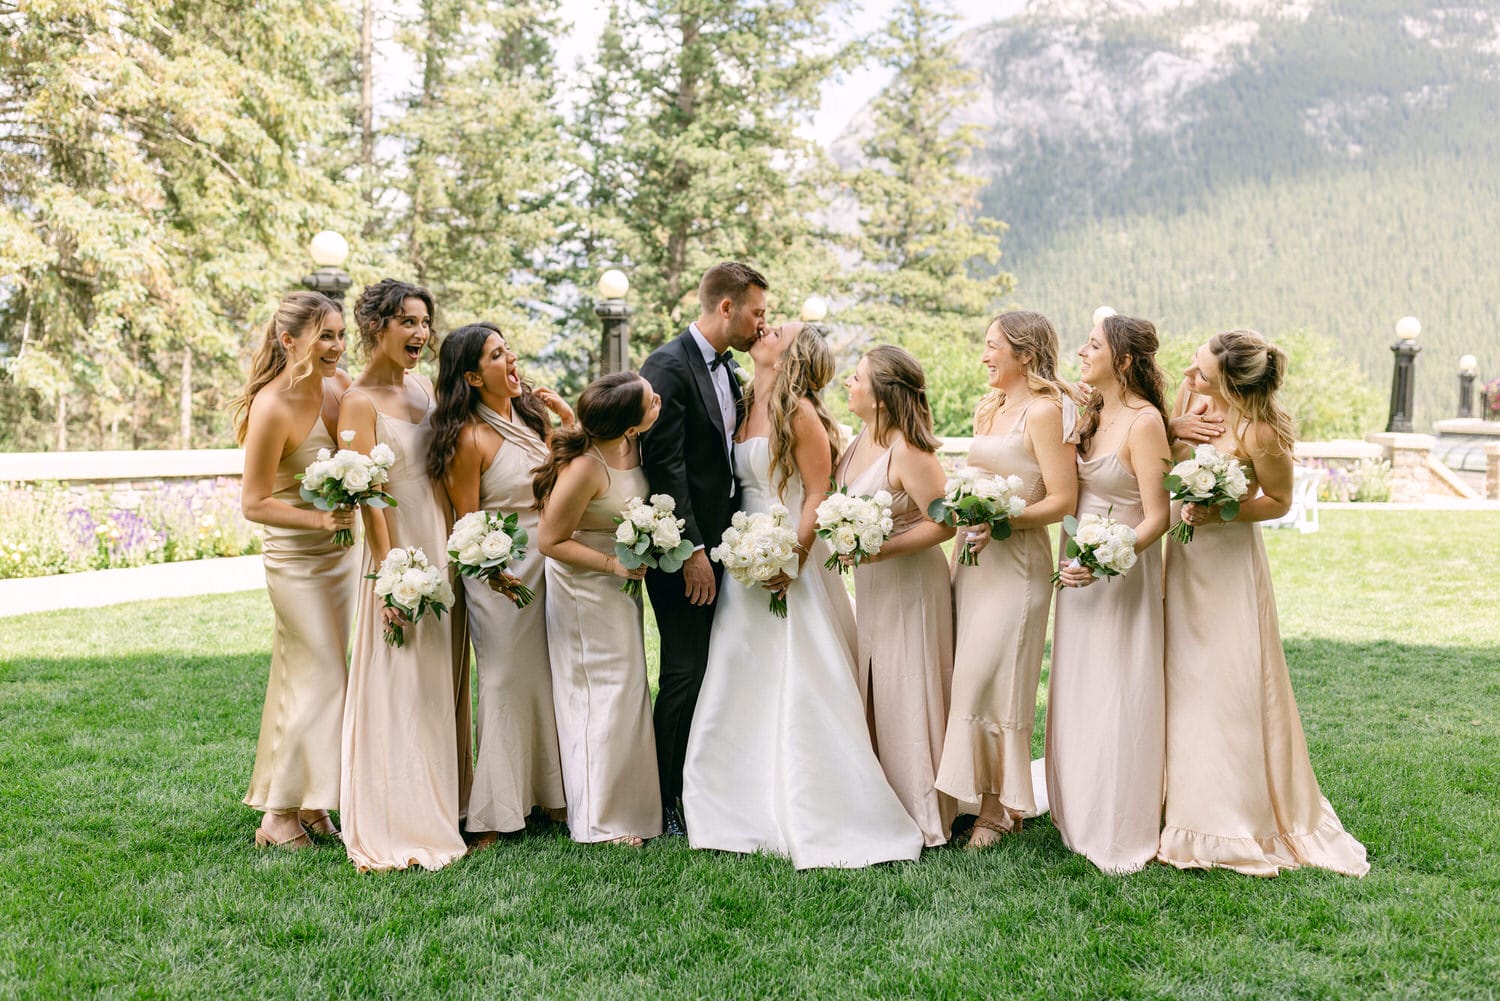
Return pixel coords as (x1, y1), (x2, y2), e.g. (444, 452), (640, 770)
(1158, 461), (1368, 876)
(464, 407), (566, 834)
(544, 453), (663, 843)
(340, 402), (467, 872)
(837, 435), (955, 847)
(935, 402), (1053, 820)
(1045, 424), (1165, 874)
(243, 412), (358, 814)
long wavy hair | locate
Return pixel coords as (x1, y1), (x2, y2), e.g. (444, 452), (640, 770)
(230, 291), (341, 444)
(974, 310), (1068, 434)
(1209, 329), (1296, 455)
(745, 325), (840, 499)
(1075, 313), (1169, 454)
(353, 278), (435, 358)
(531, 371), (648, 509)
(428, 322), (552, 482)
(864, 345), (941, 453)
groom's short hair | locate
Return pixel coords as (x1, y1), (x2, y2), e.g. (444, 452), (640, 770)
(699, 262), (769, 313)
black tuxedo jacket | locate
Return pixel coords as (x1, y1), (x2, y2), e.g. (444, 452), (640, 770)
(640, 329), (743, 553)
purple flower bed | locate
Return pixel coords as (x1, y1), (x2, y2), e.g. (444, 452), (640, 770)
(0, 479), (262, 580)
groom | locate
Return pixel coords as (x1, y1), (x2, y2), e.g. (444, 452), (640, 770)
(641, 261), (769, 836)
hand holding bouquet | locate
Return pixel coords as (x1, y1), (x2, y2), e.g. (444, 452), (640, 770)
(297, 436), (397, 546)
(447, 510), (534, 608)
(1051, 511), (1138, 589)
(368, 546), (454, 647)
(814, 487), (894, 572)
(613, 494), (694, 598)
(710, 503), (800, 617)
(927, 467), (1028, 566)
(1163, 444), (1249, 543)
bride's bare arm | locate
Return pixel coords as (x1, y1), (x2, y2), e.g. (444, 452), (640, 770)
(789, 400), (833, 565)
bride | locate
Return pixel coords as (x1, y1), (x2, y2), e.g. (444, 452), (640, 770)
(682, 321), (925, 869)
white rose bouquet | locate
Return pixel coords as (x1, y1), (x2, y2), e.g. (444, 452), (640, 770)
(1051, 511), (1139, 589)
(296, 434), (397, 546)
(446, 510), (534, 608)
(709, 503), (799, 618)
(927, 466), (1029, 566)
(814, 487), (895, 572)
(613, 494), (694, 598)
(367, 546), (455, 647)
(1162, 444), (1250, 543)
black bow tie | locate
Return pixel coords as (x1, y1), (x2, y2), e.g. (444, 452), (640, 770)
(709, 351), (732, 372)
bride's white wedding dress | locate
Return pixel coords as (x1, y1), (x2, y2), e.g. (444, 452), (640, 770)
(682, 437), (925, 869)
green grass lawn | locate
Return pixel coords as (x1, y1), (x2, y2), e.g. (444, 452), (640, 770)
(2, 511), (1498, 998)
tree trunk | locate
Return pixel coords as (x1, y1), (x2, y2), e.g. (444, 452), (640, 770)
(360, 0), (374, 206)
(54, 393), (66, 451)
(179, 349), (192, 450)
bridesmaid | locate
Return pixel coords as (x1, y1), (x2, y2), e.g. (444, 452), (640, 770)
(430, 323), (572, 846)
(338, 278), (467, 872)
(1047, 313), (1172, 874)
(836, 345), (956, 847)
(235, 291), (358, 849)
(934, 312), (1078, 849)
(534, 372), (664, 846)
(1158, 330), (1368, 876)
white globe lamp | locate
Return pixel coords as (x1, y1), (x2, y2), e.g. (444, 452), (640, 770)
(801, 295), (828, 323)
(598, 269), (630, 300)
(308, 230), (349, 269)
(1396, 316), (1421, 341)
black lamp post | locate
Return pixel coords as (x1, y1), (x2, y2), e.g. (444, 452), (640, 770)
(300, 230), (353, 305)
(1386, 316), (1421, 433)
(1458, 355), (1478, 419)
(595, 269), (631, 376)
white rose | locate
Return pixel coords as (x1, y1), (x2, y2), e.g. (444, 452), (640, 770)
(871, 490), (893, 509)
(315, 447), (333, 462)
(1007, 496), (1027, 518)
(615, 521), (636, 544)
(392, 579), (422, 608)
(649, 494), (676, 513)
(369, 443), (396, 467)
(1170, 459), (1199, 481)
(629, 506), (656, 529)
(768, 503), (790, 521)
(384, 547), (408, 568)
(651, 520), (681, 550)
(459, 543), (485, 566)
(1194, 443), (1221, 465)
(1114, 545), (1138, 572)
(833, 524), (859, 553)
(858, 527), (886, 553)
(373, 573), (395, 597)
(1075, 521), (1106, 548)
(341, 463), (372, 492)
(481, 531), (512, 561)
(1188, 468), (1218, 495)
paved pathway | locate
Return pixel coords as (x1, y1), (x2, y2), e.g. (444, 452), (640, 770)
(0, 555), (264, 619)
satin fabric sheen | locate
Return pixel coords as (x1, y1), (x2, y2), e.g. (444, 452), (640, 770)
(464, 408), (566, 833)
(935, 403), (1054, 817)
(683, 437), (924, 869)
(1158, 494), (1368, 876)
(244, 416), (358, 813)
(340, 405), (467, 872)
(1045, 439), (1165, 874)
(838, 433), (955, 847)
(544, 455), (663, 842)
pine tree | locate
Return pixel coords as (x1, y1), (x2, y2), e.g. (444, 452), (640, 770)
(842, 0), (1014, 435)
(576, 0), (852, 353)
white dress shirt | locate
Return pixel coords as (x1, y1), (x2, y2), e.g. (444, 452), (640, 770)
(689, 324), (737, 462)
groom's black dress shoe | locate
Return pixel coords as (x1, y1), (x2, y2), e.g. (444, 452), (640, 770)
(662, 807), (687, 838)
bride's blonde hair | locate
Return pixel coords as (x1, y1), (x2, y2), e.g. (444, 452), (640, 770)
(744, 323), (840, 500)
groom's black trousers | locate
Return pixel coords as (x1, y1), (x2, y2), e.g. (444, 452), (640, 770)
(646, 561), (724, 810)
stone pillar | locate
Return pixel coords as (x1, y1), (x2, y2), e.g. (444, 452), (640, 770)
(1487, 443), (1500, 501)
(1366, 432), (1436, 503)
